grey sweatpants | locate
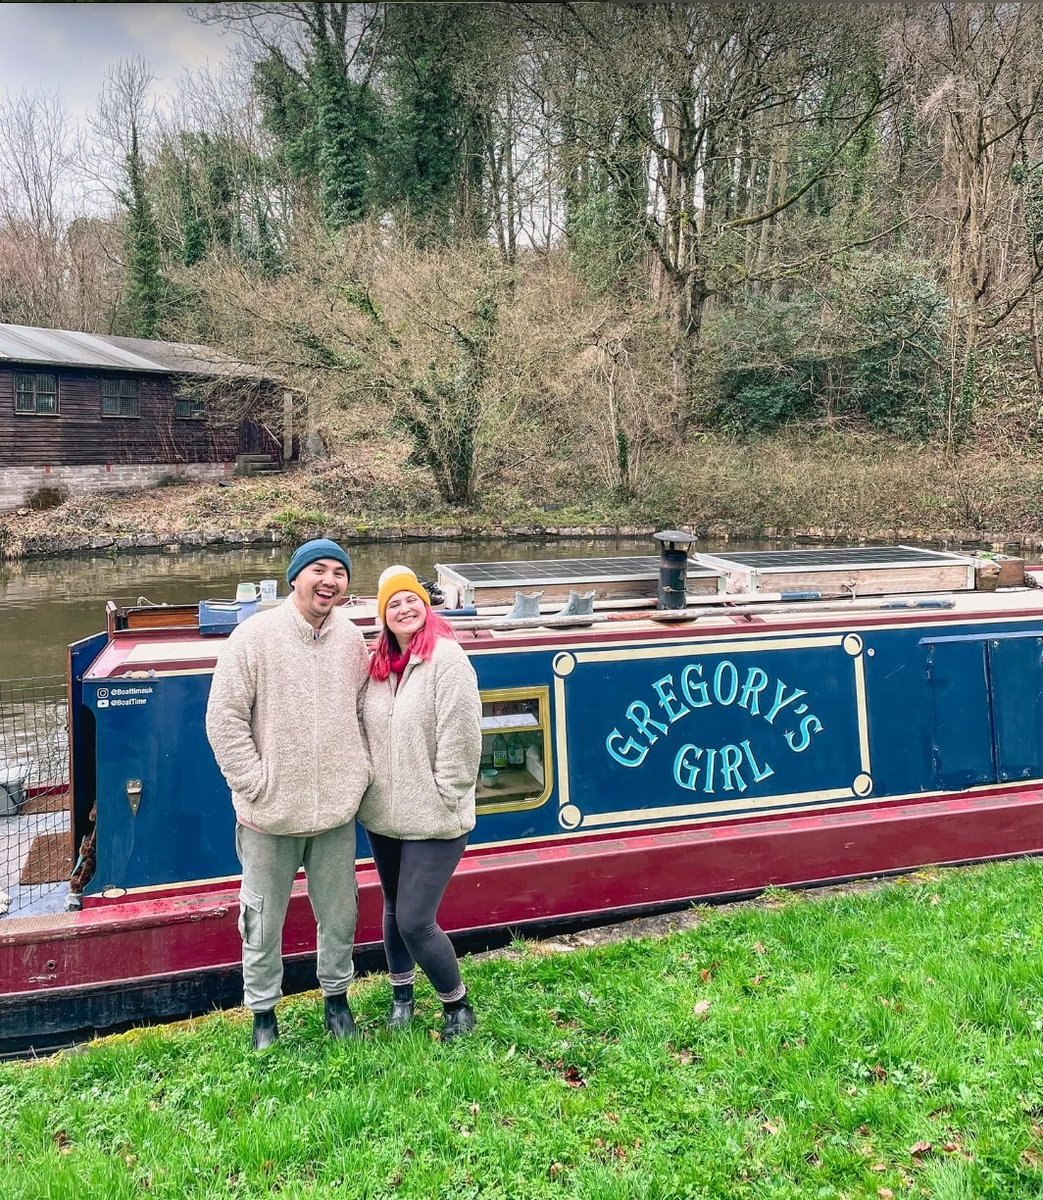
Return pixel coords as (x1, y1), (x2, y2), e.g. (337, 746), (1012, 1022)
(235, 821), (358, 1014)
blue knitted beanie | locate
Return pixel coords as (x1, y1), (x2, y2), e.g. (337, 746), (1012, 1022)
(286, 538), (352, 584)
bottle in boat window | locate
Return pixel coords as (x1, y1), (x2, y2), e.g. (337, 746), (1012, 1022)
(492, 734), (509, 770)
(507, 734), (525, 768)
(525, 738), (545, 786)
(480, 738), (493, 770)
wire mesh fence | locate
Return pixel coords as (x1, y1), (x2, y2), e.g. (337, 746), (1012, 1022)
(0, 676), (70, 915)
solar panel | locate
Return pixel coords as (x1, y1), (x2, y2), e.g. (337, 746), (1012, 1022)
(702, 546), (973, 571)
(438, 555), (717, 588)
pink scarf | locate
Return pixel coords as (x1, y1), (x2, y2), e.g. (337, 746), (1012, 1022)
(388, 645), (412, 678)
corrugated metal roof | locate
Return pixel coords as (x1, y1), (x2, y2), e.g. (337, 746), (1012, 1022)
(0, 324), (269, 379)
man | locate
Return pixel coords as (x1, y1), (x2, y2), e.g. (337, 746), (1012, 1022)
(206, 538), (370, 1049)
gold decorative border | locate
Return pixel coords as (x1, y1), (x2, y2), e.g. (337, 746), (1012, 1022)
(475, 684), (554, 815)
(555, 633), (871, 830)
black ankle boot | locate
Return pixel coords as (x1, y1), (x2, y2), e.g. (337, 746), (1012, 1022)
(442, 998), (476, 1042)
(252, 1009), (279, 1050)
(324, 992), (357, 1039)
(389, 984), (415, 1030)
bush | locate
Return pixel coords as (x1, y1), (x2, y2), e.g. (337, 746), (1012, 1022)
(273, 507), (329, 540)
(703, 256), (948, 437)
(716, 367), (817, 433)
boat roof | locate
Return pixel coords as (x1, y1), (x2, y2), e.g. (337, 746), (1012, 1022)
(86, 578), (1043, 680)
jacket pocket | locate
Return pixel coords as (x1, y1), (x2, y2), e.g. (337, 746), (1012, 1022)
(238, 886), (264, 949)
(247, 763), (267, 804)
(436, 786), (459, 815)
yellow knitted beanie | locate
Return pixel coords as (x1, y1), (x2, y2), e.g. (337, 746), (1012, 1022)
(377, 566), (431, 622)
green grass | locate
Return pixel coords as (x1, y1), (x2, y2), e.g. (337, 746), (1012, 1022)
(4, 862), (1043, 1198)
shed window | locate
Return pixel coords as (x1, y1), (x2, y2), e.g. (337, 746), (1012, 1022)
(175, 392), (205, 420)
(102, 377), (140, 417)
(14, 372), (58, 415)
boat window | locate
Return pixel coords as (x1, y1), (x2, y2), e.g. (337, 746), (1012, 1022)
(477, 687), (552, 814)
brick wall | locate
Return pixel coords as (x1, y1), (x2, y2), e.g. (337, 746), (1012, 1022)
(0, 463), (234, 512)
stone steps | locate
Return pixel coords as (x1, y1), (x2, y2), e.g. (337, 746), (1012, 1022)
(234, 454), (282, 477)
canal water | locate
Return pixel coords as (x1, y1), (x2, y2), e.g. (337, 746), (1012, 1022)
(3, 535), (1023, 680)
(0, 536), (697, 679)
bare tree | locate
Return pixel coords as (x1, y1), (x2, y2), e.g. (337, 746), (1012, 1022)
(522, 3), (896, 430)
(193, 3), (382, 74)
(0, 89), (78, 324)
(890, 3), (1043, 443)
(87, 58), (158, 200)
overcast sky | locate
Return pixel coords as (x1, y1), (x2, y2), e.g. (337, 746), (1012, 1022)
(0, 4), (241, 124)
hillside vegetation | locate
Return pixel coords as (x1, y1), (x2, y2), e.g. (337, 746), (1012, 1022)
(4, 4), (1043, 533)
(6, 430), (1043, 562)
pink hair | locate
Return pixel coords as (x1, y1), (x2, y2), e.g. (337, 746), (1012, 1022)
(370, 606), (458, 680)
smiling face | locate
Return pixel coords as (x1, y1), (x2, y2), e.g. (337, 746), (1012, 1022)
(292, 558), (349, 628)
(384, 589), (428, 650)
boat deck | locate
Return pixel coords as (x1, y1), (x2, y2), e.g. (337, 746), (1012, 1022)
(466, 581), (1043, 638)
(84, 576), (1043, 680)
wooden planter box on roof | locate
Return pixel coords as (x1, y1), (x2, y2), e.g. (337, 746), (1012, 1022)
(693, 546), (979, 597)
(974, 555), (1025, 592)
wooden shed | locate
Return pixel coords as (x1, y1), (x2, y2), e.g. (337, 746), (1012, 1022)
(0, 324), (285, 511)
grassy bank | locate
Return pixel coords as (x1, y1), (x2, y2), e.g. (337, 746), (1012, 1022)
(3, 861), (1043, 1198)
(4, 434), (1043, 559)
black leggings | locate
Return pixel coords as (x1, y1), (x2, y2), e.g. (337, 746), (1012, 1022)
(367, 831), (468, 1000)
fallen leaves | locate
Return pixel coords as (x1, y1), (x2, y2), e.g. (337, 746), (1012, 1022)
(674, 1048), (703, 1066)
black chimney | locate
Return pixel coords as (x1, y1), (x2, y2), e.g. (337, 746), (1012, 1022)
(653, 529), (697, 610)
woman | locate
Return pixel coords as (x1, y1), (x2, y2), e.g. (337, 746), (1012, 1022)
(358, 566), (483, 1040)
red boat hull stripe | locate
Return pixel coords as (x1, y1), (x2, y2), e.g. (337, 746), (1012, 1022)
(4, 790), (1043, 999)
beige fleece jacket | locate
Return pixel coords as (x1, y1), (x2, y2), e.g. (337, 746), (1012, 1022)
(205, 598), (371, 836)
(358, 636), (482, 841)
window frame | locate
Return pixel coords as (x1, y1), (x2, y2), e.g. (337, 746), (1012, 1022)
(476, 685), (553, 815)
(14, 371), (59, 416)
(174, 391), (206, 421)
(101, 376), (140, 418)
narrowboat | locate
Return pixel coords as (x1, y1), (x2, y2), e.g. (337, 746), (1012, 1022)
(3, 535), (1043, 1055)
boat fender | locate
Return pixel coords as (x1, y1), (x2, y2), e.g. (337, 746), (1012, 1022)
(417, 577), (445, 606)
(442, 607), (478, 617)
(779, 590), (823, 602)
